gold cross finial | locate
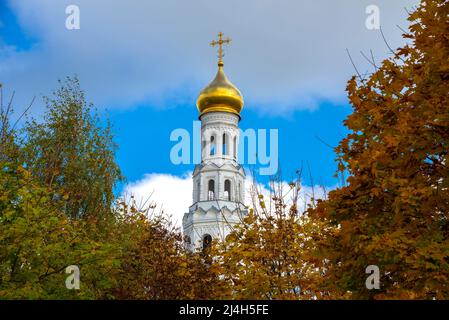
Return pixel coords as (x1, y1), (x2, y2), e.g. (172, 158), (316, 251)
(210, 32), (231, 66)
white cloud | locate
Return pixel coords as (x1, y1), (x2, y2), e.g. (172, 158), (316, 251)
(122, 172), (193, 228)
(123, 171), (335, 228)
(1, 0), (419, 116)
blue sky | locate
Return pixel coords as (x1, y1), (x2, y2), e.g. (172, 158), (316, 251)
(0, 0), (419, 221)
(110, 99), (350, 187)
(0, 1), (33, 50)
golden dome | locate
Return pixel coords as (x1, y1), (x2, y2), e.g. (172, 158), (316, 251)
(197, 61), (244, 118)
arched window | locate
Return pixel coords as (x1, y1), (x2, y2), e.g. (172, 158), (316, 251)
(184, 235), (191, 244)
(224, 179), (231, 201)
(233, 136), (237, 159)
(210, 135), (216, 156)
(208, 179), (215, 200)
(222, 133), (228, 155)
(203, 234), (212, 250)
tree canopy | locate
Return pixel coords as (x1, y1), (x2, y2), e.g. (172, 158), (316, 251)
(308, 0), (449, 299)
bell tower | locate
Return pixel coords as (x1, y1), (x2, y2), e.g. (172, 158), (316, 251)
(183, 33), (247, 251)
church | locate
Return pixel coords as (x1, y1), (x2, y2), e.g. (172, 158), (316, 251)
(182, 33), (247, 251)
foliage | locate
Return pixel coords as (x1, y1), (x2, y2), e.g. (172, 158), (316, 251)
(308, 0), (449, 299)
(0, 78), (216, 299)
(0, 85), (21, 165)
(110, 205), (224, 299)
(0, 163), (120, 299)
(211, 176), (330, 300)
(21, 76), (122, 219)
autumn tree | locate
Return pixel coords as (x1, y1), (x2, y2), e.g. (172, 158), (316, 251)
(0, 162), (127, 299)
(21, 76), (122, 219)
(0, 167), (215, 299)
(0, 80), (122, 298)
(309, 0), (449, 299)
(1, 80), (222, 299)
(211, 174), (329, 300)
(110, 203), (225, 300)
(0, 84), (23, 165)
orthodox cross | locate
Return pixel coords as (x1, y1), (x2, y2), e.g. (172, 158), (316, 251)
(210, 32), (231, 65)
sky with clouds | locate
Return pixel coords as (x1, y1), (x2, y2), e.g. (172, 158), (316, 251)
(0, 0), (420, 222)
(123, 172), (331, 227)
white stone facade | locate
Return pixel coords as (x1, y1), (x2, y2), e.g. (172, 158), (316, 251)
(183, 112), (247, 250)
